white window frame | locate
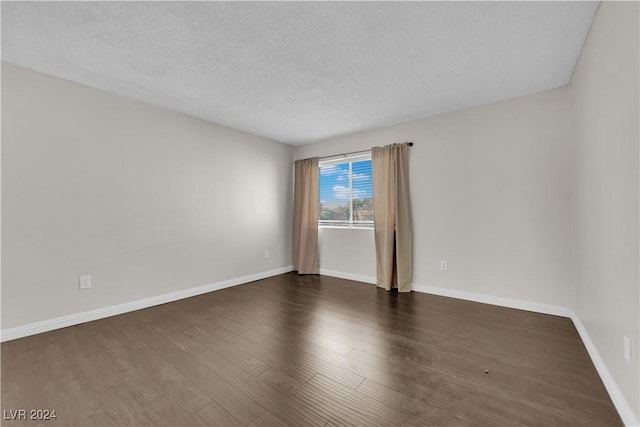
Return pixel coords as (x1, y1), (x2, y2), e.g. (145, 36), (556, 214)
(319, 153), (373, 229)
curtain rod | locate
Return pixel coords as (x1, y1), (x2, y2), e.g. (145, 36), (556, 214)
(318, 141), (413, 161)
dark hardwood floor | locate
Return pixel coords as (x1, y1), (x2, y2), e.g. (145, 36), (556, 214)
(1, 273), (622, 426)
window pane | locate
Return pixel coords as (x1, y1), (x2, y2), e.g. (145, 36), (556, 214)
(319, 157), (373, 227)
(320, 162), (349, 222)
(352, 160), (373, 223)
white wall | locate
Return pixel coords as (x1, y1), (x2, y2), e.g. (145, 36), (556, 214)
(570, 1), (639, 423)
(295, 88), (574, 308)
(318, 227), (376, 281)
(1, 63), (293, 330)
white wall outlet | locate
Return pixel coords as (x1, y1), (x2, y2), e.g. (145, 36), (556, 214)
(623, 336), (632, 364)
(79, 275), (92, 290)
(264, 249), (269, 259)
(440, 260), (448, 271)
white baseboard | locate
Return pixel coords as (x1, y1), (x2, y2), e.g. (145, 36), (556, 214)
(319, 269), (636, 426)
(410, 282), (573, 318)
(414, 281), (637, 425)
(0, 265), (293, 343)
(570, 312), (639, 427)
(319, 270), (571, 317)
(412, 282), (638, 425)
(319, 268), (376, 285)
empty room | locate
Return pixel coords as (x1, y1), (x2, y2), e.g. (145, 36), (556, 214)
(1, 1), (638, 426)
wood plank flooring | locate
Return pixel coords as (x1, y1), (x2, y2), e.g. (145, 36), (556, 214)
(1, 273), (622, 426)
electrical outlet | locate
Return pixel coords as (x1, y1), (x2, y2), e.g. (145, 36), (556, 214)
(624, 336), (632, 364)
(440, 260), (448, 271)
(264, 249), (269, 259)
(79, 275), (92, 290)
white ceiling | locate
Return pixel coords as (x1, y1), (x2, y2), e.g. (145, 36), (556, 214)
(2, 1), (598, 145)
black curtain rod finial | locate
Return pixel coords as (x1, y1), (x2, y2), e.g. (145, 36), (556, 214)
(406, 142), (414, 147)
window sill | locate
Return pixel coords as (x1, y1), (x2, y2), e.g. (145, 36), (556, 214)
(319, 225), (374, 230)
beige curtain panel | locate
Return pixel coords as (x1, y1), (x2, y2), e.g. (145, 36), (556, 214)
(293, 157), (320, 274)
(372, 143), (413, 292)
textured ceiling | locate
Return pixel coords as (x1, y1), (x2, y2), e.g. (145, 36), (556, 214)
(2, 1), (598, 145)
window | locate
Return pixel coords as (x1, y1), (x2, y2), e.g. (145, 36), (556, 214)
(319, 154), (373, 228)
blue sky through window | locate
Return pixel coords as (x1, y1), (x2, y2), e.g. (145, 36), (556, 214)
(320, 160), (372, 204)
